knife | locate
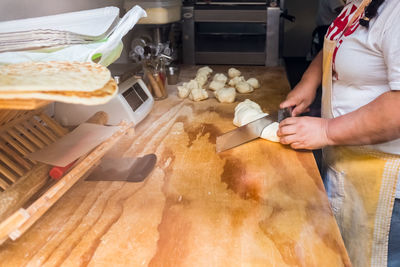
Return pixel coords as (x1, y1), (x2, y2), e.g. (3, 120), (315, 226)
(216, 108), (291, 153)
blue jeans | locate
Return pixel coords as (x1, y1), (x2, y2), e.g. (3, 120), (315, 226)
(389, 198), (400, 267)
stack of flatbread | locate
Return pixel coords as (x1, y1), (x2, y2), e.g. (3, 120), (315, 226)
(0, 61), (117, 106)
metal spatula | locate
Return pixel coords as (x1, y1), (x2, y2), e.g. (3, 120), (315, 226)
(85, 154), (157, 182)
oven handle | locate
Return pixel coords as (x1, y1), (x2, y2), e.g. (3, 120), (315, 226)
(280, 9), (296, 22)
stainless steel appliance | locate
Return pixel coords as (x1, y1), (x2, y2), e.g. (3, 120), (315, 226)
(54, 64), (154, 126)
(182, 0), (289, 66)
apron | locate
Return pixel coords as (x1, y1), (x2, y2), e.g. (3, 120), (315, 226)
(322, 1), (400, 266)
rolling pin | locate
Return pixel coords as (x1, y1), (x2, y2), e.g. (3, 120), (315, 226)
(147, 72), (163, 98)
(155, 73), (166, 96)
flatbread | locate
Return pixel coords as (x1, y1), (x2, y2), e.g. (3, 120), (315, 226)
(0, 61), (111, 92)
(0, 78), (118, 105)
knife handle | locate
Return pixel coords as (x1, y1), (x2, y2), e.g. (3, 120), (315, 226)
(278, 107), (292, 123)
(49, 160), (77, 180)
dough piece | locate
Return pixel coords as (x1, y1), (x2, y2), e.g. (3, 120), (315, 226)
(213, 73), (228, 84)
(177, 79), (200, 99)
(233, 99), (279, 143)
(228, 68), (241, 78)
(228, 76), (245, 87)
(235, 99), (263, 115)
(247, 78), (260, 89)
(189, 87), (208, 102)
(186, 79), (200, 90)
(233, 99), (266, 127)
(235, 81), (254, 94)
(215, 87), (236, 103)
(195, 73), (208, 87)
(233, 107), (266, 126)
(260, 122), (280, 142)
(197, 66), (213, 77)
(177, 85), (191, 98)
(209, 80), (225, 91)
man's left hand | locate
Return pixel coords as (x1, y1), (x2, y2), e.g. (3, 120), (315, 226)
(277, 116), (333, 150)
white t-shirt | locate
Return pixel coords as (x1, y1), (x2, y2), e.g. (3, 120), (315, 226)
(316, 0), (345, 26)
(326, 0), (400, 155)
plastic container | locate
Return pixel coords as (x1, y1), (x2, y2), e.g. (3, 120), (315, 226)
(124, 0), (182, 24)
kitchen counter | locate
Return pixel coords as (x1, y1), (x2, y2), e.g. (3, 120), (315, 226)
(0, 65), (351, 266)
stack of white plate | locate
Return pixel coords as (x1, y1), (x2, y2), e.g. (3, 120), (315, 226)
(0, 7), (120, 53)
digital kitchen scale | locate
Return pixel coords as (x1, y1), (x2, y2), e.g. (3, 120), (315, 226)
(54, 74), (154, 126)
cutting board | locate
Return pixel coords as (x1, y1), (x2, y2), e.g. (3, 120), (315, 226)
(0, 66), (351, 267)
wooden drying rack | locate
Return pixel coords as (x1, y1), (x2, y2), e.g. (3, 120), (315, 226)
(0, 105), (132, 244)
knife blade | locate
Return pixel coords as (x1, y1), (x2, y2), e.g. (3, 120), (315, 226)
(216, 108), (292, 153)
(216, 112), (278, 153)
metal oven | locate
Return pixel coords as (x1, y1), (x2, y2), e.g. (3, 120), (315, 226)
(182, 0), (286, 66)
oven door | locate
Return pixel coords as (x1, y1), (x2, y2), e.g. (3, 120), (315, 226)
(182, 4), (281, 66)
(195, 21), (266, 65)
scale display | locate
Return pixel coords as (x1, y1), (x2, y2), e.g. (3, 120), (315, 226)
(122, 82), (149, 111)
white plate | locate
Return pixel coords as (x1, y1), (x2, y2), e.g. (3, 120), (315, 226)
(0, 6), (119, 36)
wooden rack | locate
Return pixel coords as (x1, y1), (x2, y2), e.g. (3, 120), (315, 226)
(0, 107), (132, 244)
(0, 99), (51, 111)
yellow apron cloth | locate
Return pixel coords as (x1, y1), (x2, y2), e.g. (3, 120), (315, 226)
(322, 0), (400, 266)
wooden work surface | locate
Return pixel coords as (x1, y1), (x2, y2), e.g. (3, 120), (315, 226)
(0, 66), (351, 266)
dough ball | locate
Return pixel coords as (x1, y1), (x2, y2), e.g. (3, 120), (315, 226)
(260, 122), (280, 142)
(177, 84), (191, 99)
(186, 79), (200, 90)
(213, 73), (228, 84)
(189, 87), (208, 102)
(177, 79), (200, 99)
(209, 80), (225, 91)
(228, 68), (241, 78)
(234, 99), (263, 114)
(247, 78), (260, 89)
(197, 66), (213, 77)
(228, 76), (245, 87)
(236, 81), (254, 94)
(215, 87), (236, 103)
(233, 99), (266, 127)
(233, 107), (266, 127)
(233, 99), (279, 143)
(195, 74), (208, 87)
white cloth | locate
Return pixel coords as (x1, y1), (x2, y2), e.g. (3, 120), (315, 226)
(316, 0), (345, 26)
(330, 0), (400, 155)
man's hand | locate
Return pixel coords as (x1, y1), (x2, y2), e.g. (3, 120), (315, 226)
(277, 116), (333, 150)
(280, 51), (323, 117)
(279, 81), (316, 117)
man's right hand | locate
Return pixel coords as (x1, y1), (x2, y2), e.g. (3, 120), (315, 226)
(280, 50), (323, 117)
(279, 80), (317, 117)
